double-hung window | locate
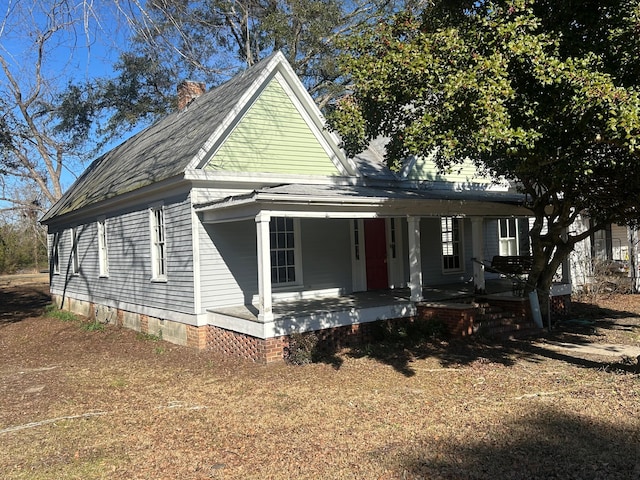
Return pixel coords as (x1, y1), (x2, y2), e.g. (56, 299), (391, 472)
(51, 232), (60, 275)
(498, 218), (518, 256)
(441, 217), (463, 272)
(71, 227), (79, 275)
(150, 206), (167, 280)
(270, 217), (300, 285)
(98, 218), (109, 277)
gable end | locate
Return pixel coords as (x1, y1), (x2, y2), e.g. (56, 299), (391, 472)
(204, 76), (345, 176)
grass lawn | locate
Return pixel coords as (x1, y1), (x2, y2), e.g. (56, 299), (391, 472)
(1, 276), (639, 479)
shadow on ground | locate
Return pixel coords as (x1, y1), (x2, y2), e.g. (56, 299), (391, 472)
(0, 285), (51, 326)
(397, 406), (640, 479)
(310, 297), (640, 377)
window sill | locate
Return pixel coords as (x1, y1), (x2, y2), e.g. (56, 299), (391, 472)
(151, 277), (168, 283)
(272, 283), (303, 292)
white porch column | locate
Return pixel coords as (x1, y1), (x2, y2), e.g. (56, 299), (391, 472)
(255, 212), (273, 322)
(471, 217), (486, 293)
(407, 216), (423, 302)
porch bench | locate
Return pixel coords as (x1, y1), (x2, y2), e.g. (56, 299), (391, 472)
(488, 255), (533, 296)
(488, 255), (533, 275)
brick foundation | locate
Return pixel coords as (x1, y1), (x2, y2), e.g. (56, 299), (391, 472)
(50, 291), (571, 364)
(416, 303), (477, 336)
(551, 294), (571, 318)
(186, 325), (208, 349)
(206, 322), (382, 363)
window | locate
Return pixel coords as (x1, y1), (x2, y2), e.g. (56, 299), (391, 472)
(150, 206), (167, 280)
(441, 217), (463, 272)
(98, 218), (109, 277)
(270, 217), (299, 285)
(389, 218), (397, 259)
(71, 227), (79, 275)
(499, 218), (518, 256)
(51, 232), (60, 274)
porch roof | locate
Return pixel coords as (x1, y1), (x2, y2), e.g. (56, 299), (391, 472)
(194, 183), (530, 222)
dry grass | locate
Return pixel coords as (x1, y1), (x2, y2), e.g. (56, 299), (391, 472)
(1, 277), (639, 479)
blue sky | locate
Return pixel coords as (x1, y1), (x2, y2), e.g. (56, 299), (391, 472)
(1, 0), (141, 207)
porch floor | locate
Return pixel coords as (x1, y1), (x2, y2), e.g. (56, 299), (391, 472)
(208, 278), (518, 322)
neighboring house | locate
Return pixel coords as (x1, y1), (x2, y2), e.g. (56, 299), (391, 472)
(569, 218), (640, 293)
(42, 52), (538, 362)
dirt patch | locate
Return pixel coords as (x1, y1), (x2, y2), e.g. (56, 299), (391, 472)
(1, 278), (639, 479)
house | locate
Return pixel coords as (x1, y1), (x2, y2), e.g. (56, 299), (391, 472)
(42, 52), (543, 363)
(569, 219), (640, 293)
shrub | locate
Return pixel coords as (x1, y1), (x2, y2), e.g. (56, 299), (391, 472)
(284, 332), (319, 365)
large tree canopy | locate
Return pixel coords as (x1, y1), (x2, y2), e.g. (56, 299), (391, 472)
(330, 0), (640, 310)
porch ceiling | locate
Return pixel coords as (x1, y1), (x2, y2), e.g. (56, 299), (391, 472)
(194, 184), (531, 223)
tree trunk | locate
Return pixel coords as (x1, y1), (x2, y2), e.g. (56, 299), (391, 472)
(525, 201), (579, 327)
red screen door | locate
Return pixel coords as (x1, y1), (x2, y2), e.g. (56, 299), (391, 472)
(364, 218), (389, 290)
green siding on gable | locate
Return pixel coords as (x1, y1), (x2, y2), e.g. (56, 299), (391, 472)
(206, 80), (341, 175)
(407, 152), (493, 184)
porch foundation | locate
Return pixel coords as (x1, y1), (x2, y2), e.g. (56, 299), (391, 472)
(50, 289), (569, 364)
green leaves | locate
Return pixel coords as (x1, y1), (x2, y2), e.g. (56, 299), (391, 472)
(330, 0), (640, 299)
(332, 0), (640, 188)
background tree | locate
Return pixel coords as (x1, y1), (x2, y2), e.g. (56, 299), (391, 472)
(330, 0), (640, 316)
(58, 0), (400, 142)
(0, 0), (117, 214)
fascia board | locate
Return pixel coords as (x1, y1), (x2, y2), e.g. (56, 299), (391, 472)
(42, 175), (189, 229)
(183, 168), (359, 187)
(196, 194), (531, 221)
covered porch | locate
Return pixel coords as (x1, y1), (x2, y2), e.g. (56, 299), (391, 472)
(196, 184), (530, 311)
(207, 278), (522, 338)
(195, 183), (535, 344)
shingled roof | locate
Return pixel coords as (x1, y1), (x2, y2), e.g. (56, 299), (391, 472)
(41, 52), (289, 223)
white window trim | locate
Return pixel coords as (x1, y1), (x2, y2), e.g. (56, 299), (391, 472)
(498, 218), (519, 256)
(350, 219), (367, 292)
(149, 204), (167, 282)
(97, 217), (109, 278)
(51, 232), (60, 275)
(441, 216), (464, 274)
(270, 217), (303, 289)
(70, 227), (80, 275)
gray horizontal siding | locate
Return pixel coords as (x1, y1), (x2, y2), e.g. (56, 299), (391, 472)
(199, 220), (258, 309)
(300, 218), (352, 291)
(50, 193), (195, 315)
(198, 217), (354, 309)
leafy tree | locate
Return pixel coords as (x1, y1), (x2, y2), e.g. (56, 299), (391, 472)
(330, 0), (640, 315)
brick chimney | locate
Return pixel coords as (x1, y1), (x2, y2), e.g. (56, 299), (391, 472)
(177, 80), (206, 110)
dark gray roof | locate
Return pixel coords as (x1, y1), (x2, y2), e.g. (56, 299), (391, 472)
(42, 53), (280, 223)
(349, 137), (398, 181)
